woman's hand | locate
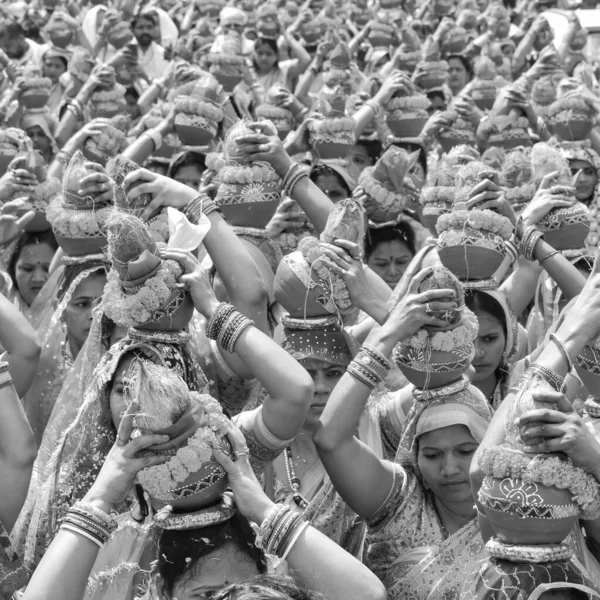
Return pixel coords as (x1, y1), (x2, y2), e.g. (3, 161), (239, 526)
(78, 162), (115, 203)
(421, 111), (455, 139)
(506, 88), (538, 129)
(319, 240), (374, 311)
(0, 199), (35, 245)
(284, 116), (314, 156)
(122, 169), (197, 217)
(374, 70), (411, 105)
(160, 248), (219, 319)
(212, 421), (275, 524)
(0, 162), (37, 202)
(521, 171), (574, 230)
(149, 397), (207, 452)
(63, 118), (111, 154)
(454, 95), (483, 128)
(381, 267), (457, 342)
(465, 178), (517, 225)
(236, 121), (293, 178)
(517, 390), (600, 479)
(83, 403), (171, 512)
(265, 198), (306, 238)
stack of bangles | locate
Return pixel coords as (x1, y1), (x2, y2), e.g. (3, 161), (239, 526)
(67, 98), (84, 121)
(515, 220), (544, 262)
(183, 194), (220, 225)
(142, 128), (163, 152)
(0, 361), (13, 390)
(346, 343), (392, 390)
(60, 501), (117, 549)
(55, 149), (74, 165)
(529, 362), (566, 393)
(282, 163), (308, 198)
(254, 504), (309, 561)
(206, 302), (255, 354)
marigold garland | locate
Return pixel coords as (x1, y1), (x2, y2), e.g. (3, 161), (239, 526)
(436, 209), (513, 240)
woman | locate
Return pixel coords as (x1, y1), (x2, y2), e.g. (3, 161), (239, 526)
(21, 111), (58, 165)
(41, 46), (69, 116)
(314, 267), (495, 599)
(466, 289), (524, 409)
(447, 55), (473, 97)
(309, 161), (357, 205)
(365, 222), (417, 289)
(5, 229), (58, 315)
(166, 150), (206, 190)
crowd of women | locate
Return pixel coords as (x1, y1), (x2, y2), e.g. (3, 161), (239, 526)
(2, 0), (600, 598)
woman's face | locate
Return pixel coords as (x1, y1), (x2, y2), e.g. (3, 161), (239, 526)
(147, 161), (169, 177)
(570, 159), (598, 204)
(347, 144), (374, 175)
(42, 56), (67, 83)
(253, 42), (278, 72)
(417, 424), (478, 505)
(173, 543), (259, 600)
(447, 57), (469, 95)
(15, 242), (54, 305)
(173, 164), (204, 190)
(300, 358), (345, 431)
(26, 126), (51, 154)
(109, 356), (134, 428)
(367, 239), (414, 288)
(314, 173), (349, 204)
(471, 310), (506, 383)
(63, 272), (106, 356)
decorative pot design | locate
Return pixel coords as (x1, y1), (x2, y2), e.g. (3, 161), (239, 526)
(174, 120), (217, 146)
(54, 233), (108, 257)
(537, 204), (590, 251)
(216, 181), (281, 229)
(480, 476), (578, 546)
(135, 288), (195, 333)
(575, 342), (600, 400)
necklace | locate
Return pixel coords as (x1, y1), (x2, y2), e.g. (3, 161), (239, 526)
(284, 446), (309, 510)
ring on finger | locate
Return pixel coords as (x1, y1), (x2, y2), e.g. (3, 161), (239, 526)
(116, 436), (128, 447)
(425, 303), (434, 315)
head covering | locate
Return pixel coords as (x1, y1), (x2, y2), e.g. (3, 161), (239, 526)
(219, 6), (247, 27)
(310, 159), (358, 193)
(42, 45), (71, 66)
(20, 110), (58, 155)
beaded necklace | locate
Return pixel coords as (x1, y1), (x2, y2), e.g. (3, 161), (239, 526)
(284, 446), (309, 510)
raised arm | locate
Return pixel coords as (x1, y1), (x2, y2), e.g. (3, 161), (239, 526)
(314, 268), (455, 518)
(214, 424), (387, 600)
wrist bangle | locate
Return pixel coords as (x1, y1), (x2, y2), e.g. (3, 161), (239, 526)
(364, 99), (381, 118)
(143, 129), (163, 152)
(549, 333), (573, 374)
(538, 249), (560, 265)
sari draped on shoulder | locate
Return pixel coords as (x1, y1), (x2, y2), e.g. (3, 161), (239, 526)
(366, 465), (485, 600)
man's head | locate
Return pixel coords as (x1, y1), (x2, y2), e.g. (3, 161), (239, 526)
(0, 19), (28, 60)
(132, 12), (158, 49)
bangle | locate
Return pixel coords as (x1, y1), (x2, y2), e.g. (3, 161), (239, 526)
(206, 302), (236, 340)
(66, 103), (82, 121)
(143, 128), (163, 152)
(362, 344), (392, 371)
(538, 249), (560, 265)
(184, 194), (219, 224)
(280, 521), (308, 561)
(353, 348), (390, 381)
(60, 523), (104, 549)
(505, 239), (519, 265)
(530, 363), (565, 393)
(549, 333), (573, 374)
(518, 226), (543, 261)
(364, 99), (381, 118)
(346, 360), (381, 390)
(0, 361), (12, 390)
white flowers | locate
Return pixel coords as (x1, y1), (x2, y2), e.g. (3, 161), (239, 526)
(408, 307), (479, 352)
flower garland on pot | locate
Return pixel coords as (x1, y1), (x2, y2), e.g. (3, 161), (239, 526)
(395, 27), (421, 74)
(18, 65), (52, 110)
(501, 147), (534, 215)
(83, 114), (130, 166)
(531, 142), (590, 251)
(130, 362), (230, 511)
(206, 32), (245, 93)
(412, 38), (448, 92)
(46, 151), (111, 257)
(138, 102), (182, 160)
(215, 120), (283, 230)
(465, 56), (498, 112)
(478, 369), (600, 563)
(256, 85), (296, 141)
(383, 74), (431, 139)
(0, 128), (29, 176)
(436, 161), (514, 282)
(174, 78), (225, 147)
(88, 67), (127, 119)
(392, 266), (478, 390)
(547, 94), (596, 142)
(103, 211), (194, 331)
(358, 146), (420, 224)
(436, 107), (478, 153)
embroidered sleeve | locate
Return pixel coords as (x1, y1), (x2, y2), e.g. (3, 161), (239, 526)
(373, 391), (407, 461)
(234, 406), (293, 474)
(366, 463), (409, 532)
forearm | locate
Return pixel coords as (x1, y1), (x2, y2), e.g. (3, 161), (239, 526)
(533, 239), (586, 301)
(0, 292), (41, 396)
(512, 33), (535, 75)
(122, 121), (170, 164)
(137, 80), (163, 115)
(285, 34), (311, 71)
(500, 257), (542, 318)
(294, 63), (317, 100)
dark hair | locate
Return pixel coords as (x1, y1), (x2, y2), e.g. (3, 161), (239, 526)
(254, 37), (279, 58)
(213, 574), (325, 600)
(426, 89), (446, 104)
(167, 151), (207, 181)
(355, 139), (382, 163)
(309, 164), (351, 196)
(0, 19), (24, 38)
(8, 230), (58, 286)
(447, 54), (474, 79)
(364, 222), (416, 261)
(131, 12), (158, 29)
(124, 86), (140, 102)
(44, 54), (68, 69)
(156, 512), (267, 599)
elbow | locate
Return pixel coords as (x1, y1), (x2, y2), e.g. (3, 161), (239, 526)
(313, 420), (339, 454)
(291, 376), (314, 411)
(369, 581), (388, 600)
(23, 338), (41, 361)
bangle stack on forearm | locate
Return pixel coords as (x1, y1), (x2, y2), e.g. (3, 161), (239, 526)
(183, 194), (220, 225)
(346, 344), (392, 390)
(255, 504), (309, 560)
(282, 163), (309, 198)
(60, 501), (117, 549)
(206, 302), (255, 354)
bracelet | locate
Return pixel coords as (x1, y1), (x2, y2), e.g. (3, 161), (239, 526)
(63, 513), (112, 543)
(364, 98), (381, 118)
(280, 521), (309, 561)
(538, 249), (560, 265)
(353, 349), (390, 381)
(255, 504), (290, 550)
(206, 303), (237, 340)
(549, 333), (573, 374)
(346, 360), (381, 390)
(60, 523), (104, 549)
(282, 163), (308, 198)
(0, 361), (12, 390)
(184, 194), (219, 224)
(72, 501), (116, 531)
(362, 344), (392, 371)
(519, 226), (543, 261)
(66, 103), (82, 121)
(504, 239), (519, 265)
(530, 363), (565, 393)
(143, 128), (163, 152)
(217, 311), (254, 354)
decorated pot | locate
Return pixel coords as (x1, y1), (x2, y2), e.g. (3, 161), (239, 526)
(174, 120), (217, 146)
(575, 342), (600, 399)
(311, 140), (352, 160)
(471, 85), (496, 112)
(54, 233), (108, 257)
(548, 116), (594, 142)
(82, 139), (110, 166)
(537, 204), (590, 251)
(17, 208), (49, 233)
(137, 288), (195, 332)
(437, 225), (507, 280)
(20, 90), (51, 110)
(368, 24), (395, 48)
(386, 113), (428, 138)
(438, 129), (477, 153)
(479, 475), (578, 546)
(216, 181), (281, 229)
(414, 68), (448, 91)
(90, 103), (123, 119)
(393, 343), (474, 389)
(256, 105), (294, 141)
